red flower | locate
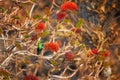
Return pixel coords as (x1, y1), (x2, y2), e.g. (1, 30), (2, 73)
(71, 28), (81, 34)
(65, 52), (74, 61)
(57, 11), (66, 20)
(61, 1), (78, 11)
(91, 49), (98, 55)
(25, 75), (38, 80)
(99, 50), (110, 57)
(44, 42), (59, 52)
(35, 22), (45, 32)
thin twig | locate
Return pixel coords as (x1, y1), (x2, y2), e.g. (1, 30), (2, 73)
(0, 53), (14, 67)
(29, 3), (36, 18)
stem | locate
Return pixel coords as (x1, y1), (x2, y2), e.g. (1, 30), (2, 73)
(29, 3), (36, 18)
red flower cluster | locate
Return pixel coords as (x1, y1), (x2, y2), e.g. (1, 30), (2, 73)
(65, 52), (74, 61)
(57, 11), (66, 20)
(91, 49), (98, 55)
(25, 75), (38, 80)
(99, 50), (110, 57)
(35, 22), (45, 32)
(44, 42), (59, 52)
(61, 1), (78, 11)
(89, 49), (110, 58)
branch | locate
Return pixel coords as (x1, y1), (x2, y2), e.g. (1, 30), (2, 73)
(29, 3), (36, 18)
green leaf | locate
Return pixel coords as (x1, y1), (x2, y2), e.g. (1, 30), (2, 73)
(25, 11), (29, 17)
(64, 19), (71, 23)
(24, 34), (30, 38)
(99, 50), (106, 53)
(79, 43), (85, 49)
(31, 0), (37, 2)
(38, 30), (49, 38)
(97, 55), (104, 61)
(0, 7), (5, 13)
(3, 75), (9, 80)
(12, 15), (20, 19)
(44, 30), (49, 35)
(76, 19), (84, 28)
(33, 14), (41, 19)
(42, 18), (48, 22)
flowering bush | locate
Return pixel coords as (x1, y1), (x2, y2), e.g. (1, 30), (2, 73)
(0, 0), (119, 80)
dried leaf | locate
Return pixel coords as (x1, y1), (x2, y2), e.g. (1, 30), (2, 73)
(24, 34), (30, 38)
(100, 6), (105, 13)
(45, 7), (50, 16)
(0, 69), (11, 75)
(15, 43), (22, 50)
(86, 6), (92, 10)
(0, 28), (3, 34)
(112, 3), (116, 8)
(0, 68), (10, 80)
(49, 59), (59, 66)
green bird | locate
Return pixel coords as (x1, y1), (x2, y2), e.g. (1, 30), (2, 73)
(37, 40), (43, 55)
